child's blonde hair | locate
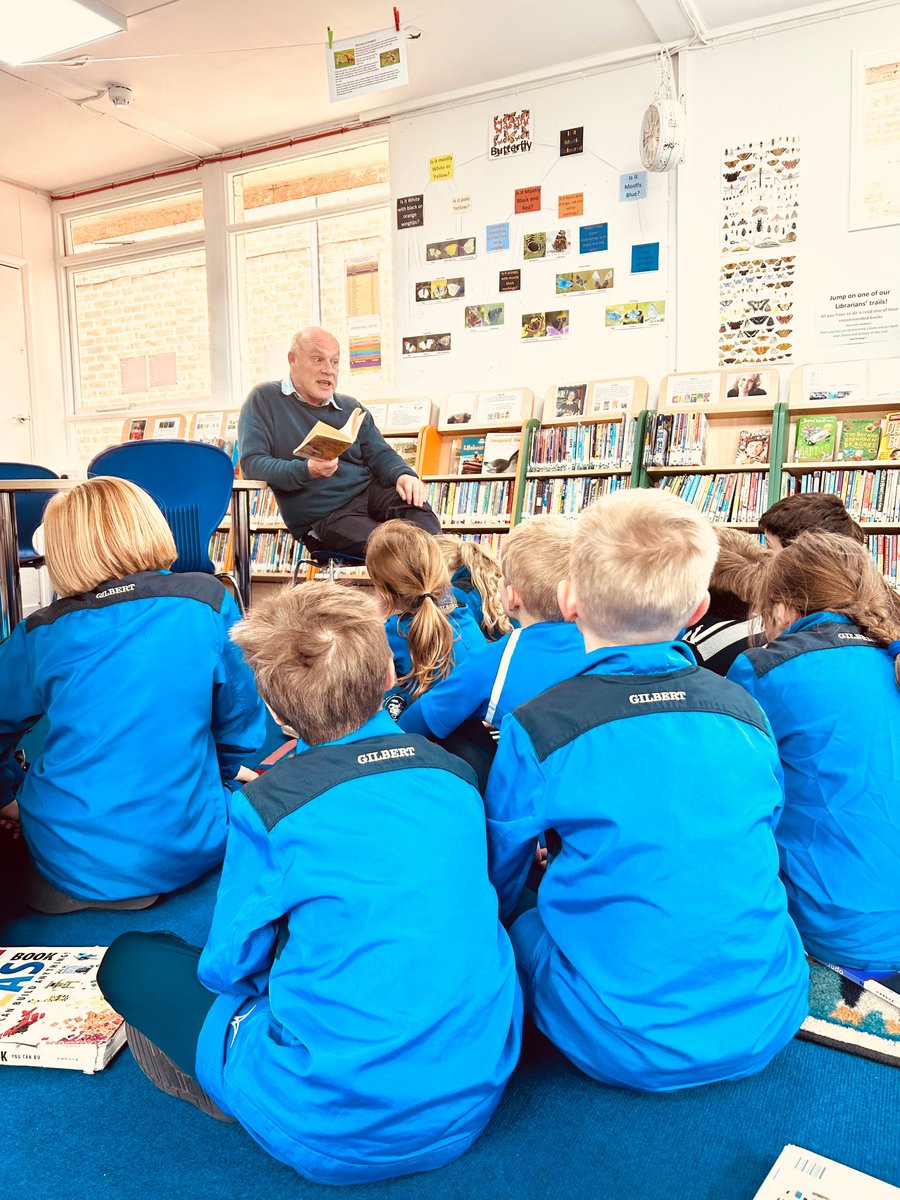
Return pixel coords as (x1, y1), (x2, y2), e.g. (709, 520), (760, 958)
(43, 477), (177, 597)
(751, 530), (900, 688)
(367, 521), (455, 699)
(710, 526), (769, 603)
(230, 583), (390, 745)
(501, 516), (574, 622)
(571, 489), (718, 641)
(435, 535), (511, 638)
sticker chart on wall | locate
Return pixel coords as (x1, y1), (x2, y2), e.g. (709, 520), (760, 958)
(719, 257), (795, 365)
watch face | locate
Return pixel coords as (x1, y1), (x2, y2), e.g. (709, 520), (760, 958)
(641, 105), (660, 167)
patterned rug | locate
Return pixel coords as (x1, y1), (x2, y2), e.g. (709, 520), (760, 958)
(799, 961), (900, 1067)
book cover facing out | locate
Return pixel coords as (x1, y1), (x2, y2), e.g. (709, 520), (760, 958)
(839, 417), (882, 461)
(795, 414), (838, 462)
(459, 435), (486, 474)
(0, 947), (125, 1073)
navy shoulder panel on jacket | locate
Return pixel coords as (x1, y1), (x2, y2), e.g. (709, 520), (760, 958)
(741, 621), (877, 680)
(514, 666), (770, 762)
(244, 733), (478, 832)
(25, 571), (226, 633)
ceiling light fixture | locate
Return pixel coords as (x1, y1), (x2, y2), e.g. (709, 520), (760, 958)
(0, 0), (126, 67)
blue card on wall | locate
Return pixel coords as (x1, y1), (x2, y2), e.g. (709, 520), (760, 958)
(579, 223), (608, 253)
(631, 242), (659, 273)
(619, 171), (647, 201)
(486, 222), (510, 252)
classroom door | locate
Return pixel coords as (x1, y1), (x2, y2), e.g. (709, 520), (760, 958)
(0, 262), (34, 463)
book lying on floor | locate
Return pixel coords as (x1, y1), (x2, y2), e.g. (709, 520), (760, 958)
(753, 1144), (900, 1198)
(0, 946), (125, 1073)
(815, 959), (900, 1007)
(293, 407), (365, 461)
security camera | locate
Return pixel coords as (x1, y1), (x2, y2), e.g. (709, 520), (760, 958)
(107, 84), (134, 107)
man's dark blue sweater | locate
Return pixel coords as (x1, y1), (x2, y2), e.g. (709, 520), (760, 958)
(238, 380), (415, 537)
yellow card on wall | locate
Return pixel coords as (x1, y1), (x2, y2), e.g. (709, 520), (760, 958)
(430, 154), (454, 181)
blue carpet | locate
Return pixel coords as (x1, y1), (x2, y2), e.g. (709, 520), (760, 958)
(2, 868), (899, 1200)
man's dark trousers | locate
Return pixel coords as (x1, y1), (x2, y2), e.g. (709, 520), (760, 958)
(305, 481), (442, 559)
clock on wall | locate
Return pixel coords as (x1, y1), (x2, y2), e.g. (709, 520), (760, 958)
(640, 95), (686, 172)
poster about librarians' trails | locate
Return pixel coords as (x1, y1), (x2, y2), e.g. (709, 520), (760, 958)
(718, 256), (795, 366)
(489, 109), (532, 158)
(850, 49), (900, 230)
(326, 26), (408, 102)
(720, 136), (800, 253)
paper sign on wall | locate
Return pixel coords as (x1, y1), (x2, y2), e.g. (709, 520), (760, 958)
(515, 186), (542, 214)
(396, 194), (423, 229)
(452, 194), (472, 212)
(619, 171), (647, 201)
(559, 127), (584, 156)
(326, 26), (408, 102)
(499, 269), (521, 292)
(489, 109), (533, 157)
(631, 243), (660, 273)
(579, 223), (608, 253)
(817, 285), (900, 344)
(486, 223), (510, 252)
(558, 192), (584, 218)
(430, 154), (454, 181)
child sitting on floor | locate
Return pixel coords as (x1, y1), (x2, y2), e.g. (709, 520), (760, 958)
(484, 488), (808, 1092)
(0, 477), (265, 913)
(683, 526), (769, 675)
(435, 535), (512, 640)
(366, 520), (486, 719)
(400, 517), (588, 749)
(98, 583), (522, 1186)
(728, 531), (900, 971)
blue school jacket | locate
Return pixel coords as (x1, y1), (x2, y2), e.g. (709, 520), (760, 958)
(728, 611), (900, 970)
(485, 641), (808, 1092)
(0, 571), (265, 900)
(399, 620), (590, 737)
(195, 711), (522, 1185)
(383, 602), (487, 717)
(450, 564), (484, 627)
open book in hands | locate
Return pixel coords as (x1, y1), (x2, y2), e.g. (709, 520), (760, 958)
(293, 408), (365, 461)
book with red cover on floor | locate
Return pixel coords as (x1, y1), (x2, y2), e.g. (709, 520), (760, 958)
(293, 407), (365, 461)
(0, 946), (125, 1072)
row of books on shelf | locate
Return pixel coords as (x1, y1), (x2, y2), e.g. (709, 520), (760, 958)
(794, 413), (900, 462)
(425, 479), (515, 526)
(646, 412), (771, 468)
(450, 432), (521, 476)
(786, 468), (900, 524)
(459, 531), (506, 556)
(655, 471), (770, 524)
(522, 474), (631, 518)
(529, 420), (636, 473)
(248, 486), (280, 520)
(866, 534), (900, 587)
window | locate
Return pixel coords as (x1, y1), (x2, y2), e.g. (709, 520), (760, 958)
(66, 190), (204, 255)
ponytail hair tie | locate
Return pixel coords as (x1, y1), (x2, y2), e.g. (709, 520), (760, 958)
(888, 640), (900, 659)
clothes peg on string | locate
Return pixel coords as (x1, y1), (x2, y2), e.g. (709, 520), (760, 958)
(393, 7), (400, 31)
(327, 26), (333, 48)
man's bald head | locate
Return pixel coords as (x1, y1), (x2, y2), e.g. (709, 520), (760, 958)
(288, 327), (341, 406)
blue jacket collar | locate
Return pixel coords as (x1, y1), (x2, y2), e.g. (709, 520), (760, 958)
(579, 640), (697, 677)
(293, 711), (398, 756)
(784, 611), (854, 636)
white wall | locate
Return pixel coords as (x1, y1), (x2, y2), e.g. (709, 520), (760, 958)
(389, 62), (673, 416)
(0, 180), (67, 470)
(676, 7), (900, 394)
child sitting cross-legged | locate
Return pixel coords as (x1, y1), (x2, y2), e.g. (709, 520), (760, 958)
(98, 582), (522, 1186)
(400, 518), (589, 783)
(366, 519), (486, 719)
(435, 535), (512, 641)
(485, 488), (809, 1092)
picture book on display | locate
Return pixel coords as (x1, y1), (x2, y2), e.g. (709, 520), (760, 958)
(735, 428), (770, 466)
(795, 414), (838, 462)
(458, 435), (486, 474)
(838, 418), (882, 461)
(752, 1144), (900, 1199)
(293, 407), (364, 461)
(387, 437), (418, 470)
(483, 431), (520, 475)
(0, 947), (125, 1073)
(878, 412), (900, 460)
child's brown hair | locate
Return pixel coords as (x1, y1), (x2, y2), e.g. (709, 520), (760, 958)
(435, 535), (511, 638)
(367, 521), (456, 699)
(230, 583), (390, 745)
(500, 516), (574, 622)
(759, 493), (865, 548)
(710, 526), (770, 604)
(752, 530), (900, 688)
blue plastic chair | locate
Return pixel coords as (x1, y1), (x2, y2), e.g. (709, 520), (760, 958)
(87, 440), (243, 607)
(0, 462), (60, 570)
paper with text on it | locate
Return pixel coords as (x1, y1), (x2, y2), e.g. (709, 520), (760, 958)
(753, 1144), (900, 1199)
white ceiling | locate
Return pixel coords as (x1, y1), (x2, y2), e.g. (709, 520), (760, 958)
(0, 0), (891, 194)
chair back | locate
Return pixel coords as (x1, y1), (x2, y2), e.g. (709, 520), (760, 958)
(87, 440), (234, 574)
(0, 462), (60, 562)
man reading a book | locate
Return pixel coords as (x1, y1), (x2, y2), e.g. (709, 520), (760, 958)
(239, 327), (440, 559)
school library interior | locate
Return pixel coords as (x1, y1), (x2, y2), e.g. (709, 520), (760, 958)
(2, 1), (900, 1198)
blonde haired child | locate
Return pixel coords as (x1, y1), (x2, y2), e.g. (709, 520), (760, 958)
(99, 582), (521, 1184)
(435, 535), (512, 640)
(485, 488), (807, 1092)
(0, 477), (265, 912)
(729, 530), (900, 970)
(367, 521), (486, 718)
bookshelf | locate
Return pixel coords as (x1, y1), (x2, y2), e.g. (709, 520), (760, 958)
(523, 377), (648, 519)
(785, 358), (900, 587)
(419, 388), (535, 536)
(644, 368), (785, 527)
